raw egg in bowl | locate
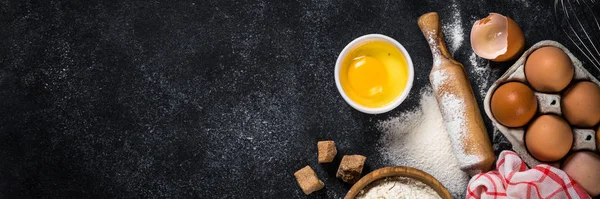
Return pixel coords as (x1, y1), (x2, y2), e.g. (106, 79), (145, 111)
(335, 34), (414, 114)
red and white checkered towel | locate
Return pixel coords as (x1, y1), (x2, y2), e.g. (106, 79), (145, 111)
(466, 151), (590, 199)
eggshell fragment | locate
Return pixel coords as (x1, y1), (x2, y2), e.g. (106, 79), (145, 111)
(561, 151), (600, 197)
(471, 13), (525, 62)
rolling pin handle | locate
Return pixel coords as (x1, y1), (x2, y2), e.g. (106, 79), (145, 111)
(417, 12), (456, 64)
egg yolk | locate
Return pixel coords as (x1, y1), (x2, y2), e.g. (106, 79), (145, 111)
(339, 40), (409, 108)
(347, 56), (388, 98)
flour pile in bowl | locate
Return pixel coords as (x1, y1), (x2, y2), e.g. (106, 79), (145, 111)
(356, 177), (441, 199)
(377, 88), (470, 198)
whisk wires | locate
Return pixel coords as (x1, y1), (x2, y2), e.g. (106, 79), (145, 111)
(554, 0), (600, 74)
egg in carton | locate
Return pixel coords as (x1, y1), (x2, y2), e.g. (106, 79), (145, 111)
(483, 40), (600, 168)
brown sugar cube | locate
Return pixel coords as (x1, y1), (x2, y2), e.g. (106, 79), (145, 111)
(294, 166), (324, 195)
(318, 141), (337, 163)
(336, 155), (366, 184)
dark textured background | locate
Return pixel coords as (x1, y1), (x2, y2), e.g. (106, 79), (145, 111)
(1, 0), (599, 198)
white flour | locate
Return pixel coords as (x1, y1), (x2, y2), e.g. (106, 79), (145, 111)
(430, 69), (447, 90)
(438, 91), (484, 172)
(468, 52), (500, 98)
(443, 0), (464, 55)
(378, 88), (470, 198)
(356, 177), (441, 199)
(425, 31), (442, 68)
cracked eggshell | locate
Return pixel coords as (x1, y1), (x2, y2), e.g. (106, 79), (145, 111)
(471, 13), (525, 62)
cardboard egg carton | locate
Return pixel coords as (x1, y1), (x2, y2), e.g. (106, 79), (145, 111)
(483, 40), (600, 167)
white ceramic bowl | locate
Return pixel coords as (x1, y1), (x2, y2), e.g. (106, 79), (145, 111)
(335, 34), (414, 114)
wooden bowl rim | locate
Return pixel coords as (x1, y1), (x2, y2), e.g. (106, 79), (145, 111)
(344, 166), (453, 199)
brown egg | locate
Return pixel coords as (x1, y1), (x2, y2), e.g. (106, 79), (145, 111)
(562, 81), (600, 127)
(525, 115), (572, 162)
(525, 47), (574, 93)
(561, 151), (600, 197)
(491, 82), (538, 127)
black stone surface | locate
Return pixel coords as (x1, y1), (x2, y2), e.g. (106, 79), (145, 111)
(1, 0), (599, 198)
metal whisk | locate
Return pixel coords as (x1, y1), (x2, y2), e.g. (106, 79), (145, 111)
(554, 0), (600, 75)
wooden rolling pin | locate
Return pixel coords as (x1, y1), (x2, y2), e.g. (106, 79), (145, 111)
(418, 12), (495, 176)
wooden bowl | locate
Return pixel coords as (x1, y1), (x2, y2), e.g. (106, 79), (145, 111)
(345, 166), (453, 199)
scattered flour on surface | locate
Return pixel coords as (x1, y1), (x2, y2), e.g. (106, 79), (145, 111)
(356, 177), (441, 199)
(443, 0), (464, 56)
(468, 52), (501, 98)
(378, 88), (470, 198)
